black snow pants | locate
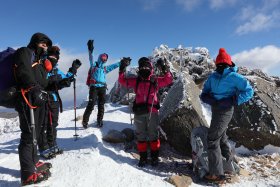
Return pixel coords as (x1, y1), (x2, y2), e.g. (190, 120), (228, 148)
(83, 86), (106, 123)
(15, 94), (45, 180)
(38, 99), (59, 151)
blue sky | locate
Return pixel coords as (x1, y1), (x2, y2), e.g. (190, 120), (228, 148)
(1, 0), (280, 108)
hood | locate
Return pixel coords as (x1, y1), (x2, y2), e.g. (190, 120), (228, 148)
(214, 65), (238, 78)
(27, 32), (52, 50)
(96, 53), (108, 67)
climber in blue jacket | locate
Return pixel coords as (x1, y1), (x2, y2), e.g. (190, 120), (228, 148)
(82, 41), (120, 128)
(200, 48), (254, 183)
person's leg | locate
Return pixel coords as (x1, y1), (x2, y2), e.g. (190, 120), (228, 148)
(82, 86), (97, 128)
(134, 114), (149, 167)
(207, 106), (234, 176)
(47, 101), (63, 154)
(16, 97), (49, 184)
(148, 113), (160, 166)
(96, 87), (106, 127)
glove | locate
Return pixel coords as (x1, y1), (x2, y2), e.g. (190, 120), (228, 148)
(200, 93), (217, 106)
(156, 58), (169, 73)
(58, 78), (71, 89)
(218, 96), (237, 109)
(87, 40), (94, 54)
(69, 59), (82, 75)
(48, 74), (62, 84)
(29, 86), (47, 107)
(119, 57), (131, 72)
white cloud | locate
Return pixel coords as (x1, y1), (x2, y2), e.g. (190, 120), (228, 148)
(235, 13), (274, 35)
(232, 45), (280, 74)
(209, 0), (237, 9)
(235, 1), (280, 35)
(175, 0), (202, 12)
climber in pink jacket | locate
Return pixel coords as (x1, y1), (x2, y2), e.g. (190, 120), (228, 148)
(118, 57), (173, 167)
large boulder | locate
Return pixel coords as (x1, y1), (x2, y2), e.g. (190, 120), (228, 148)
(160, 71), (208, 156)
(228, 69), (280, 150)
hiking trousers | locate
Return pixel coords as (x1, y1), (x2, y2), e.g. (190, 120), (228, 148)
(134, 112), (159, 141)
(16, 95), (43, 180)
(207, 106), (234, 176)
(83, 86), (106, 123)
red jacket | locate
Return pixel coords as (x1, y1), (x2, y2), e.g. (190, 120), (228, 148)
(118, 72), (173, 113)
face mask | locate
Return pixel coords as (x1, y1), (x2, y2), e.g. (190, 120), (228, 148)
(139, 68), (151, 79)
(48, 57), (58, 67)
(36, 47), (47, 61)
(216, 64), (229, 74)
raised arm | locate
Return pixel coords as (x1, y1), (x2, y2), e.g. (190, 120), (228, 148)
(157, 72), (173, 88)
(105, 62), (121, 73)
(118, 72), (137, 89)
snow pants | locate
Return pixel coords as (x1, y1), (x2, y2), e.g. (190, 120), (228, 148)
(83, 86), (106, 123)
(134, 112), (159, 142)
(15, 94), (44, 180)
(207, 105), (234, 176)
(38, 100), (59, 151)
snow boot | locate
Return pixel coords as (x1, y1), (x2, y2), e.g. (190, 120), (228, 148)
(97, 119), (103, 127)
(51, 145), (64, 155)
(151, 150), (159, 166)
(36, 161), (52, 172)
(82, 121), (88, 129)
(138, 152), (148, 167)
(40, 148), (56, 159)
(21, 170), (51, 186)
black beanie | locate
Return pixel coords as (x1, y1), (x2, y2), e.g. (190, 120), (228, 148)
(138, 57), (152, 69)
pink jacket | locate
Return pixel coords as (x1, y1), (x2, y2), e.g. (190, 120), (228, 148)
(118, 72), (173, 113)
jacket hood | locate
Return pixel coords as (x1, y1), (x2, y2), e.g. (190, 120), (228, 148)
(27, 32), (52, 50)
(96, 53), (108, 67)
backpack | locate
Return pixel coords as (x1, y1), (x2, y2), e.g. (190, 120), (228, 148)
(0, 47), (17, 108)
(86, 65), (107, 86)
(191, 126), (240, 179)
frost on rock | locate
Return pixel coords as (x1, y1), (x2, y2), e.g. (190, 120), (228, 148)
(159, 76), (185, 123)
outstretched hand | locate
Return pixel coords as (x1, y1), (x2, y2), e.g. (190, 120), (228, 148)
(119, 57), (132, 72)
(87, 40), (94, 54)
(69, 59), (82, 75)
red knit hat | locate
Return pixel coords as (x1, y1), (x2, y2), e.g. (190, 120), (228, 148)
(215, 48), (232, 66)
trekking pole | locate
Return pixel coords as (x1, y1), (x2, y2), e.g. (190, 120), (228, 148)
(73, 77), (79, 140)
(126, 71), (133, 125)
(27, 94), (37, 164)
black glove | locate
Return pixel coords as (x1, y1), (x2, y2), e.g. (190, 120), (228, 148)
(156, 58), (169, 73)
(200, 92), (217, 106)
(58, 78), (71, 89)
(218, 96), (237, 109)
(29, 86), (47, 107)
(119, 57), (131, 72)
(87, 40), (94, 54)
(48, 74), (62, 84)
(69, 59), (82, 75)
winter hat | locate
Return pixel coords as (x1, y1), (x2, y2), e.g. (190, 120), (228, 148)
(28, 32), (52, 50)
(48, 46), (60, 60)
(138, 57), (152, 69)
(215, 48), (232, 66)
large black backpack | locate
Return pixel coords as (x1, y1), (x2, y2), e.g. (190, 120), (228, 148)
(0, 47), (17, 108)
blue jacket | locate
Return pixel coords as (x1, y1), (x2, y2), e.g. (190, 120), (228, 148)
(88, 53), (120, 87)
(201, 66), (254, 106)
(47, 66), (73, 101)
